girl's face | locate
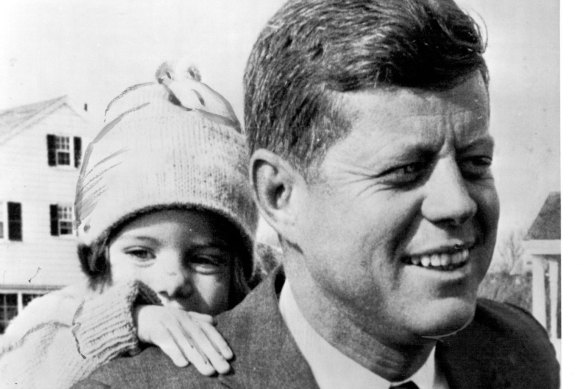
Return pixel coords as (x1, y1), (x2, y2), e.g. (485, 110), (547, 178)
(108, 209), (233, 315)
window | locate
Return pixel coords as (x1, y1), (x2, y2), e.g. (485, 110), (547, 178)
(47, 134), (82, 168)
(0, 293), (17, 333)
(56, 136), (71, 165)
(0, 292), (47, 333)
(0, 201), (22, 241)
(22, 293), (43, 307)
(50, 204), (73, 236)
(0, 203), (4, 239)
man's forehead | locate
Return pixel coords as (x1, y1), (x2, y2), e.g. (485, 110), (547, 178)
(319, 77), (492, 166)
(336, 73), (489, 122)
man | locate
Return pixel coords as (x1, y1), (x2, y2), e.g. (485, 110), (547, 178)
(75, 0), (559, 388)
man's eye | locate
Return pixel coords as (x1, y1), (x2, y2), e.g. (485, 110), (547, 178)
(381, 162), (428, 185)
(459, 156), (493, 179)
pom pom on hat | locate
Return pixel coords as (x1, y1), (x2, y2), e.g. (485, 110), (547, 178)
(75, 60), (257, 278)
(105, 59), (241, 132)
(155, 59), (202, 84)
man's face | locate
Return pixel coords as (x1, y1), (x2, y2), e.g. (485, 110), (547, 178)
(294, 73), (498, 343)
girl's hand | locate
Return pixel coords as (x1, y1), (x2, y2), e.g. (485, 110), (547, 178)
(133, 305), (233, 375)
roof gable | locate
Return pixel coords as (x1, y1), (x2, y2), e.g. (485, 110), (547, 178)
(0, 96), (69, 142)
(526, 192), (561, 240)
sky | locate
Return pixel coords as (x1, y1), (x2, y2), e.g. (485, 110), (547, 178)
(0, 0), (560, 248)
(0, 0), (578, 380)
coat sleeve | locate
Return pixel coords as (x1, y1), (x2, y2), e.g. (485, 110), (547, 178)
(0, 280), (158, 389)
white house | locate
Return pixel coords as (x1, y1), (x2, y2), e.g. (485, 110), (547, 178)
(0, 96), (94, 333)
(523, 191), (561, 355)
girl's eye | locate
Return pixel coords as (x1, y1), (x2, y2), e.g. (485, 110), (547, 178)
(125, 248), (155, 261)
(188, 254), (230, 274)
(459, 156), (493, 179)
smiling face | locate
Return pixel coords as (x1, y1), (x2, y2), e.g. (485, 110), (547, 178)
(108, 209), (233, 315)
(291, 73), (499, 344)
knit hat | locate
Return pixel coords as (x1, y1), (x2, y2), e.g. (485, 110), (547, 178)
(75, 61), (258, 278)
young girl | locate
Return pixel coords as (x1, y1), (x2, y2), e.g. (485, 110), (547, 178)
(0, 61), (258, 389)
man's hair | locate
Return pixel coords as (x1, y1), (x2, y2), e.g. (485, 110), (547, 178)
(77, 210), (252, 308)
(244, 0), (488, 174)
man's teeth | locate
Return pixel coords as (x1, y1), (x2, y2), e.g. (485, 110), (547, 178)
(407, 249), (469, 269)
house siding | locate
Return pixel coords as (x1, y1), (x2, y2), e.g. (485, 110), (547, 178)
(0, 102), (93, 291)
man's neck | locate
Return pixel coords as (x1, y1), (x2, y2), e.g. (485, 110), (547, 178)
(284, 264), (435, 382)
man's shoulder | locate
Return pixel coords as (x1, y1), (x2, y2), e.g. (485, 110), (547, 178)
(214, 268), (319, 388)
(473, 298), (555, 350)
(438, 298), (559, 388)
(73, 346), (224, 389)
(74, 269), (317, 389)
(472, 298), (558, 363)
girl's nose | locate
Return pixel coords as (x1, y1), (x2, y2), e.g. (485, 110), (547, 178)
(155, 253), (195, 307)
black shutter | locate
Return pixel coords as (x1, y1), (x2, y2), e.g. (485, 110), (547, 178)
(50, 205), (59, 236)
(74, 137), (82, 168)
(47, 134), (56, 166)
(7, 202), (22, 241)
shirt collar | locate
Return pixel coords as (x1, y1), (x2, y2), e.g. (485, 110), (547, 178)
(278, 280), (446, 389)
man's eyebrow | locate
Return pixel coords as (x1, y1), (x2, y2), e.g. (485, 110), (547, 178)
(382, 143), (438, 162)
(459, 135), (495, 151)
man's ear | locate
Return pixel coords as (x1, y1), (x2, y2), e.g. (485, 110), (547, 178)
(250, 149), (305, 235)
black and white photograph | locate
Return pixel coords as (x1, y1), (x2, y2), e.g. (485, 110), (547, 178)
(0, 0), (565, 388)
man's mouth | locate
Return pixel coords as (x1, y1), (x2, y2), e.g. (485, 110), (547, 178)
(403, 248), (470, 271)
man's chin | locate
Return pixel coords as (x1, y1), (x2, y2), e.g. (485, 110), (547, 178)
(416, 300), (477, 340)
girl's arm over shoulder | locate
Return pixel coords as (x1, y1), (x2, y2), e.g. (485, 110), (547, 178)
(0, 279), (235, 389)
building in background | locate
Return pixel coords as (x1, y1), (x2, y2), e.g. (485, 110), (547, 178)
(0, 97), (92, 333)
(523, 191), (561, 355)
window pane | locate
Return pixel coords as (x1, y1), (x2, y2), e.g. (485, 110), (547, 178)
(57, 152), (70, 165)
(59, 221), (72, 235)
(59, 206), (72, 219)
(58, 205), (72, 218)
(0, 202), (3, 239)
(5, 294), (16, 305)
(56, 136), (70, 150)
(0, 293), (18, 334)
(22, 293), (43, 307)
(57, 205), (73, 235)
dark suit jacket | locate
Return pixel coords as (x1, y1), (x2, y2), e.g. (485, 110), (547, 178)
(74, 269), (559, 389)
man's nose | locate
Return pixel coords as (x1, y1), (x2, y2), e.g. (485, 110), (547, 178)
(156, 253), (194, 304)
(421, 157), (477, 226)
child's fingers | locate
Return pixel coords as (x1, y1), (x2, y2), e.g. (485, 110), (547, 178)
(181, 321), (231, 375)
(177, 338), (216, 376)
(198, 321), (233, 360)
(156, 327), (189, 368)
(188, 311), (215, 324)
(168, 321), (216, 375)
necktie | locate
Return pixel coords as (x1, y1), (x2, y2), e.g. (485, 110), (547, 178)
(390, 381), (419, 389)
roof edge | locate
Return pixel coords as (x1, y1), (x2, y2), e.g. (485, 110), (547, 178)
(0, 96), (69, 144)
